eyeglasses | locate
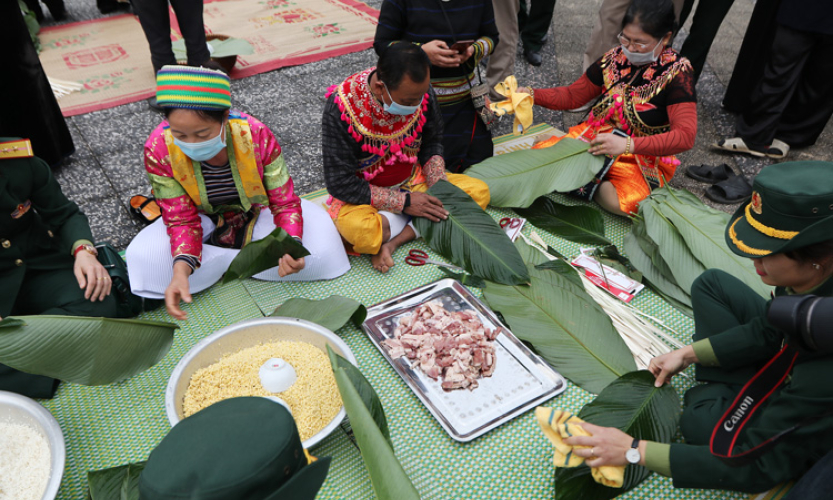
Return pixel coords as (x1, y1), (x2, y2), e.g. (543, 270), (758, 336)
(617, 32), (657, 51)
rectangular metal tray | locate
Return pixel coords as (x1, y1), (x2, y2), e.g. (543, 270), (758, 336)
(362, 279), (566, 442)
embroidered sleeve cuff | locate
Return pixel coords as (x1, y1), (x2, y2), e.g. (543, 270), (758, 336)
(423, 155), (448, 186)
(644, 442), (672, 477)
(692, 339), (720, 367)
(173, 254), (201, 272)
(370, 184), (406, 213)
(475, 37), (494, 60)
(71, 239), (94, 256)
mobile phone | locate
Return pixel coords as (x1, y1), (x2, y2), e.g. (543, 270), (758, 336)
(450, 40), (474, 54)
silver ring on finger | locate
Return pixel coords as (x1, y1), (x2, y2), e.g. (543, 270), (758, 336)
(591, 447), (596, 457)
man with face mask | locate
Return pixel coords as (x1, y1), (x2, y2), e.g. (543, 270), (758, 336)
(321, 43), (490, 273)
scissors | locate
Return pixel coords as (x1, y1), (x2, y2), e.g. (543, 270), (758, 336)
(405, 249), (465, 272)
(500, 217), (522, 229)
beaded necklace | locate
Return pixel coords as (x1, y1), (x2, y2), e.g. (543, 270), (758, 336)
(325, 68), (429, 181)
(588, 47), (691, 137)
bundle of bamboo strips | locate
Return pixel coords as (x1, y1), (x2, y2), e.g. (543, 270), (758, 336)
(521, 231), (685, 371)
(49, 78), (83, 99)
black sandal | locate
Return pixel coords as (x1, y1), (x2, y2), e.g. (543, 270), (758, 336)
(129, 195), (161, 223)
(685, 163), (736, 184)
(704, 175), (752, 204)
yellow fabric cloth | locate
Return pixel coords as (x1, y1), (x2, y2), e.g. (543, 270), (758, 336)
(534, 407), (625, 488)
(489, 76), (534, 135)
(332, 173), (490, 255)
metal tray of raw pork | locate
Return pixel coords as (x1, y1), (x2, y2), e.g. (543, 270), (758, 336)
(362, 278), (566, 442)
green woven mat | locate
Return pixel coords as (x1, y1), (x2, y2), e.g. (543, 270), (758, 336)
(242, 197), (746, 500)
(41, 167), (748, 499)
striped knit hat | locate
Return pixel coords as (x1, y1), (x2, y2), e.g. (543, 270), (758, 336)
(156, 65), (231, 110)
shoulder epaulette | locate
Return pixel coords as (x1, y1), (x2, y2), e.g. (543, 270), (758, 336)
(0, 139), (34, 160)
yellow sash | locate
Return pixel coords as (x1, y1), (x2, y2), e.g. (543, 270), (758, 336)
(164, 115), (268, 213)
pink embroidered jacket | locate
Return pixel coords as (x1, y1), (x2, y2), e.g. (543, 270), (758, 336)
(143, 112), (302, 262)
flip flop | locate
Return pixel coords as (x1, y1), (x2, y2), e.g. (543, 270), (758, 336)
(767, 139), (790, 159)
(129, 195), (161, 223)
(704, 175), (753, 204)
(712, 137), (767, 158)
(685, 163), (736, 184)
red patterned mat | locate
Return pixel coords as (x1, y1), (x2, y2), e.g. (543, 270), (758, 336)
(38, 0), (379, 116)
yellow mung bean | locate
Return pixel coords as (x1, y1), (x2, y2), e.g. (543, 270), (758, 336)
(182, 341), (342, 441)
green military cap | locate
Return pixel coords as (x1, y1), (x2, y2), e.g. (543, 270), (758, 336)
(139, 397), (330, 500)
(726, 161), (833, 258)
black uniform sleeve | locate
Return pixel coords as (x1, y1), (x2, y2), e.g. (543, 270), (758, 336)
(29, 155), (94, 253)
(321, 95), (371, 206)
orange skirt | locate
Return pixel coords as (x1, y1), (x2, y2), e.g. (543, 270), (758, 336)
(533, 123), (678, 215)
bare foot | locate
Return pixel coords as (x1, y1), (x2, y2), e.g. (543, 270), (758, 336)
(371, 242), (396, 273)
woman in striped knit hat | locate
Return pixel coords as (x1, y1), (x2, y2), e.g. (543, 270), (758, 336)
(126, 65), (349, 320)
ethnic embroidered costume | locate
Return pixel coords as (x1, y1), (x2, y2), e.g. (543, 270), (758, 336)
(532, 46), (697, 214)
(322, 68), (489, 254)
(144, 111), (302, 263)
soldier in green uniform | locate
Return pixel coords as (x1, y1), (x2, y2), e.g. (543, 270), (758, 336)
(559, 161), (833, 493)
(0, 138), (123, 398)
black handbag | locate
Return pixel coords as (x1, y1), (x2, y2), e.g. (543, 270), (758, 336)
(96, 243), (162, 317)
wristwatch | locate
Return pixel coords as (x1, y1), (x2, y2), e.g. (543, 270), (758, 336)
(625, 438), (641, 464)
(73, 243), (99, 258)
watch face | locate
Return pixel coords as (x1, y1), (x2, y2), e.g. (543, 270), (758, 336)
(626, 448), (641, 464)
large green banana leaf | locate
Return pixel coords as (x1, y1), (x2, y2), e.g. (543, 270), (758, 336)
(654, 194), (772, 298)
(631, 214), (676, 284)
(413, 180), (529, 285)
(466, 138), (604, 208)
(221, 228), (310, 284)
(513, 197), (611, 245)
(271, 295), (367, 332)
(328, 347), (418, 499)
(553, 371), (680, 500)
(643, 201), (706, 293)
(482, 249), (636, 394)
(623, 232), (693, 316)
(0, 316), (177, 386)
(87, 462), (145, 500)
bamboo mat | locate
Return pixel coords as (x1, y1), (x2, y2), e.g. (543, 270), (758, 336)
(37, 0), (379, 116)
(38, 128), (785, 500)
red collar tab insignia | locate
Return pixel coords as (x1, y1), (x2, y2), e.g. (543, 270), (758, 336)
(11, 200), (32, 219)
(0, 139), (34, 160)
(751, 191), (763, 215)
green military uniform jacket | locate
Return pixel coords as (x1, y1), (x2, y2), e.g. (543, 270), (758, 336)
(647, 276), (833, 493)
(0, 138), (92, 317)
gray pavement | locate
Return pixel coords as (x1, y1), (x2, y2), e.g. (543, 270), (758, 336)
(40, 0), (832, 250)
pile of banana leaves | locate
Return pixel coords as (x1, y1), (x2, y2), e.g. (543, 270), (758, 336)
(624, 187), (772, 316)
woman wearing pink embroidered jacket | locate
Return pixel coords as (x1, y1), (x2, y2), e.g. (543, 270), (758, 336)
(126, 66), (349, 320)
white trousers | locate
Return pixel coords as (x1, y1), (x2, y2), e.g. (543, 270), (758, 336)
(125, 199), (351, 299)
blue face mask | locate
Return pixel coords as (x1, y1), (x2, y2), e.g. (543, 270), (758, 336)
(173, 123), (226, 162)
(382, 83), (422, 116)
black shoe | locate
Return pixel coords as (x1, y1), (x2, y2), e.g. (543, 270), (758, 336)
(540, 34), (549, 46)
(524, 49), (542, 66)
(97, 0), (129, 14)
